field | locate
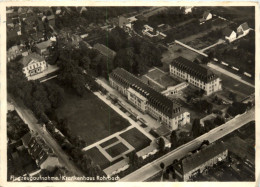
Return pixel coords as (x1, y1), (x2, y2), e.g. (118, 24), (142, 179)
(53, 82), (130, 145)
(85, 147), (111, 169)
(106, 142), (129, 158)
(120, 128), (152, 152)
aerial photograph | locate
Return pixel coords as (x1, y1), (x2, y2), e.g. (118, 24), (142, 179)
(5, 6), (255, 182)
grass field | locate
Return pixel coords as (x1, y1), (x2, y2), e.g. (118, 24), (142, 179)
(53, 83), (130, 145)
(120, 127), (151, 152)
(105, 142), (129, 158)
(100, 137), (119, 148)
(84, 147), (110, 169)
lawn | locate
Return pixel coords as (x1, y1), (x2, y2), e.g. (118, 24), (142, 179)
(84, 147), (110, 169)
(100, 137), (119, 148)
(120, 127), (151, 152)
(54, 83), (131, 145)
(105, 142), (129, 158)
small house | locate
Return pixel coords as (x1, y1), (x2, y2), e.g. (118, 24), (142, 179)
(201, 11), (212, 22)
(237, 22), (250, 36)
(223, 28), (236, 42)
(20, 53), (48, 78)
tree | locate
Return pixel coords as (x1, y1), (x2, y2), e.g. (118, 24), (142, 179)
(129, 150), (139, 167)
(170, 131), (178, 148)
(158, 137), (165, 153)
(192, 118), (202, 138)
(229, 92), (237, 102)
(213, 115), (225, 126)
(204, 120), (214, 132)
(160, 162), (165, 170)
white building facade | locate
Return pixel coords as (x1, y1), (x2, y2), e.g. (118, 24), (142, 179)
(21, 53), (48, 78)
(170, 57), (222, 95)
(109, 68), (190, 130)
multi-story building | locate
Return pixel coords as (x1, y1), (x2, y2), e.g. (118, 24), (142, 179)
(21, 132), (61, 171)
(109, 68), (190, 130)
(170, 57), (222, 95)
(20, 53), (48, 78)
(173, 142), (228, 181)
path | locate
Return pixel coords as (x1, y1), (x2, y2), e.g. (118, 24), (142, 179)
(200, 39), (225, 52)
(174, 40), (208, 57)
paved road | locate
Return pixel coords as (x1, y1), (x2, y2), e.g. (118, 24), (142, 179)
(8, 96), (84, 177)
(119, 108), (255, 182)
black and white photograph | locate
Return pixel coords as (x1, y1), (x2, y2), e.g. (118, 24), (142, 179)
(1, 2), (258, 185)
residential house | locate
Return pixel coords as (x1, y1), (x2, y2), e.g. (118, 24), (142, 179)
(237, 22), (250, 37)
(201, 11), (212, 22)
(182, 6), (193, 14)
(55, 7), (62, 15)
(47, 15), (55, 27)
(35, 40), (53, 55)
(93, 43), (117, 60)
(137, 140), (158, 160)
(7, 28), (20, 44)
(223, 28), (237, 42)
(21, 132), (61, 171)
(7, 45), (21, 62)
(118, 16), (132, 29)
(7, 18), (14, 28)
(170, 57), (222, 95)
(104, 158), (129, 177)
(109, 68), (190, 130)
(173, 142), (228, 181)
(20, 53), (48, 78)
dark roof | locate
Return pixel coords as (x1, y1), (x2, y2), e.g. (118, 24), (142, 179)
(93, 43), (116, 59)
(47, 15), (55, 20)
(21, 132), (32, 147)
(118, 16), (130, 27)
(240, 22), (249, 31)
(20, 53), (45, 67)
(223, 28), (234, 37)
(36, 40), (52, 50)
(181, 142), (227, 174)
(109, 68), (182, 118)
(203, 11), (211, 19)
(7, 29), (18, 40)
(171, 57), (218, 83)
